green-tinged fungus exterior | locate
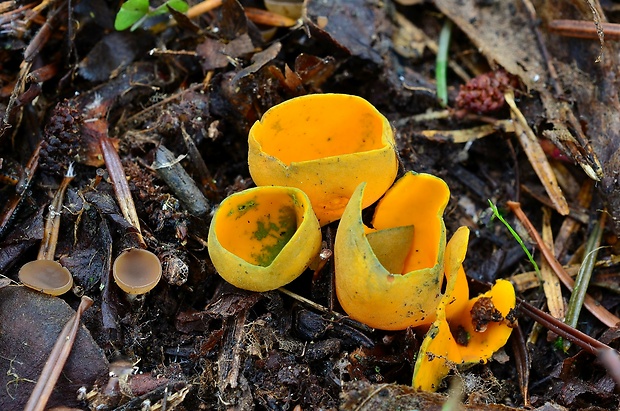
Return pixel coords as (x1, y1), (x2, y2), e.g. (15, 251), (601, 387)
(208, 186), (321, 292)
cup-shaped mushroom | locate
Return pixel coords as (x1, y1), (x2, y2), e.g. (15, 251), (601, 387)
(412, 279), (516, 391)
(334, 172), (450, 330)
(248, 94), (398, 226)
(19, 260), (74, 296)
(113, 248), (162, 295)
(208, 186), (321, 292)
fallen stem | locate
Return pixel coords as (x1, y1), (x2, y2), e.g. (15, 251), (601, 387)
(517, 298), (605, 354)
(278, 287), (374, 333)
(548, 19), (620, 41)
(37, 164), (75, 260)
(99, 136), (145, 247)
(505, 91), (569, 215)
(507, 201), (620, 327)
(519, 300), (620, 389)
(186, 0), (223, 19)
(23, 295), (94, 411)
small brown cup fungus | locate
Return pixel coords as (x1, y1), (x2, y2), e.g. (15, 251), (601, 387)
(113, 248), (162, 295)
(19, 260), (73, 296)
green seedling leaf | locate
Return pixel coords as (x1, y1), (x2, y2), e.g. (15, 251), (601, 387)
(115, 0), (150, 31)
(115, 0), (189, 31)
(158, 0), (189, 14)
(488, 200), (541, 280)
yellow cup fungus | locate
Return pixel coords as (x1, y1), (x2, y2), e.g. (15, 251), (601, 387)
(334, 172), (451, 330)
(248, 93), (398, 226)
(208, 186), (321, 292)
(412, 226), (516, 391)
(209, 90), (514, 393)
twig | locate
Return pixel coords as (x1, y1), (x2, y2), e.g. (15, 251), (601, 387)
(152, 145), (210, 216)
(37, 164), (75, 260)
(99, 136), (144, 246)
(517, 298), (605, 354)
(0, 140), (41, 237)
(519, 299), (620, 389)
(540, 207), (564, 320)
(548, 19), (620, 41)
(278, 287), (374, 333)
(352, 383), (389, 411)
(24, 296), (94, 411)
(186, 0), (223, 19)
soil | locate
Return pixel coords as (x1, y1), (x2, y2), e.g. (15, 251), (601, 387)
(1, 0), (620, 410)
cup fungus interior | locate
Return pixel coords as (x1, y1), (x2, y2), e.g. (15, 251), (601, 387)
(370, 172), (450, 273)
(19, 260), (73, 296)
(215, 189), (305, 267)
(113, 248), (162, 295)
(251, 94), (387, 165)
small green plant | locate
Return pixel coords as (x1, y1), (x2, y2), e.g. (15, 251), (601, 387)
(488, 200), (541, 280)
(114, 0), (189, 31)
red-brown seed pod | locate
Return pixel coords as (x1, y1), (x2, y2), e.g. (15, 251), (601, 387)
(456, 69), (519, 114)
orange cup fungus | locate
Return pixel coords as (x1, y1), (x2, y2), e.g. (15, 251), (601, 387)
(248, 93), (398, 226)
(334, 172), (451, 330)
(208, 186), (321, 292)
(412, 227), (516, 391)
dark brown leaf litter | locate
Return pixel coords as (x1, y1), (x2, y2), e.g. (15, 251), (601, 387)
(2, 0), (620, 409)
(0, 287), (108, 410)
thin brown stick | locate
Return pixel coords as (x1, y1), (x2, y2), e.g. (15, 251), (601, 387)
(186, 0), (223, 19)
(23, 296), (94, 411)
(548, 20), (620, 40)
(37, 165), (75, 260)
(517, 299), (606, 354)
(99, 136), (145, 247)
(0, 140), (41, 236)
(507, 201), (620, 327)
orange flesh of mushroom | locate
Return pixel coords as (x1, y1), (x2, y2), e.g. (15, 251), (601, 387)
(369, 172), (450, 273)
(252, 94), (385, 165)
(449, 279), (516, 363)
(248, 94), (398, 226)
(413, 239), (516, 393)
(215, 190), (302, 267)
(208, 186), (321, 292)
